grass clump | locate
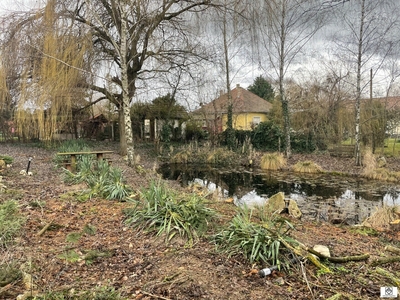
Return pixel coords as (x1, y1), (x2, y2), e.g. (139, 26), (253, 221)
(35, 286), (124, 300)
(362, 205), (399, 231)
(213, 207), (296, 266)
(0, 155), (13, 165)
(63, 158), (132, 201)
(362, 148), (400, 182)
(0, 200), (25, 248)
(260, 152), (286, 170)
(292, 160), (323, 173)
(0, 262), (22, 287)
(124, 180), (217, 246)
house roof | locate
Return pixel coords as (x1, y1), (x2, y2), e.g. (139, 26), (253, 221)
(346, 96), (400, 110)
(370, 96), (400, 110)
(193, 84), (272, 115)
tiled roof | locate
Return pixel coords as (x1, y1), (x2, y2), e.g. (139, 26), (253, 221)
(193, 84), (272, 115)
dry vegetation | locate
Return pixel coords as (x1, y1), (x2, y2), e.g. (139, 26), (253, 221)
(0, 142), (400, 300)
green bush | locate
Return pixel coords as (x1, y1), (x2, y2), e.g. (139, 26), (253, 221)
(251, 121), (283, 151)
(124, 180), (216, 246)
(184, 120), (208, 141)
(0, 200), (25, 248)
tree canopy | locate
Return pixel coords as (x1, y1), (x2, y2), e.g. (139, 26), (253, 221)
(248, 76), (275, 102)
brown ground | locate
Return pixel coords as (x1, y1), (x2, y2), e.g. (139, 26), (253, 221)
(0, 142), (399, 300)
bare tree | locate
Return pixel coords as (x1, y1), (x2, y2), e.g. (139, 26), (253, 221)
(332, 0), (400, 165)
(252, 0), (327, 157)
(62, 0), (217, 166)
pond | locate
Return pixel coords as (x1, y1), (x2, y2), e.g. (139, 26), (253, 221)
(158, 164), (400, 225)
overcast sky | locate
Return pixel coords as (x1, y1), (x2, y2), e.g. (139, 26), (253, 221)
(1, 0), (400, 108)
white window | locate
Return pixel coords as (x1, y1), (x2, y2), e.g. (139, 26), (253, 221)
(253, 116), (261, 125)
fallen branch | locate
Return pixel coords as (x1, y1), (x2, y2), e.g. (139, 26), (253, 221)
(326, 293), (342, 300)
(140, 290), (172, 300)
(385, 245), (400, 255)
(37, 219), (54, 236)
(375, 267), (400, 287)
(307, 248), (370, 263)
(278, 237), (332, 273)
(370, 256), (400, 267)
(0, 283), (12, 295)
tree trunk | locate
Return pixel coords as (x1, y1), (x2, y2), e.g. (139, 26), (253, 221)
(279, 1), (291, 158)
(223, 2), (234, 150)
(355, 0), (365, 166)
(120, 14), (135, 166)
(118, 108), (127, 156)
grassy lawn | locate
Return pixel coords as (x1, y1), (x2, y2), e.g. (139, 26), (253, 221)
(342, 138), (400, 157)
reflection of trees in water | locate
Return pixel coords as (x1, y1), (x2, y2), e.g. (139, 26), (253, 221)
(157, 164), (400, 224)
(158, 164), (399, 202)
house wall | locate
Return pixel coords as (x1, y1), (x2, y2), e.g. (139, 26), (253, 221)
(221, 113), (268, 131)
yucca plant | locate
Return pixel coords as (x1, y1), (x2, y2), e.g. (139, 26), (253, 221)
(124, 180), (216, 245)
(292, 160), (323, 173)
(0, 155), (13, 165)
(260, 152), (286, 170)
(213, 207), (296, 266)
(54, 140), (92, 166)
(63, 158), (131, 201)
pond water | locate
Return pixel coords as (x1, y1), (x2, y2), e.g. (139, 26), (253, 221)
(158, 164), (400, 225)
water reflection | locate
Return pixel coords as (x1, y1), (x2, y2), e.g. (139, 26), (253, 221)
(158, 164), (400, 224)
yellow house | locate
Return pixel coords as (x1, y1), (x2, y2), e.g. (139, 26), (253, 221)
(192, 84), (272, 133)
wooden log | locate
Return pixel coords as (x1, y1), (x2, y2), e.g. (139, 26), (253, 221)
(375, 267), (400, 287)
(307, 248), (370, 263)
(370, 256), (400, 267)
(37, 219), (54, 236)
(385, 245), (400, 255)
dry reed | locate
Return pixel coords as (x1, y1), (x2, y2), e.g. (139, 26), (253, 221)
(292, 161), (323, 173)
(362, 205), (399, 230)
(260, 152), (286, 170)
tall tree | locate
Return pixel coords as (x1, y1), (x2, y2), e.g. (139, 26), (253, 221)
(332, 0), (400, 165)
(65, 0), (216, 166)
(253, 0), (326, 157)
(247, 75), (275, 102)
(2, 0), (91, 141)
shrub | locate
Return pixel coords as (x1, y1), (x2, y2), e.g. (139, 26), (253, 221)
(0, 201), (25, 248)
(292, 161), (323, 173)
(184, 120), (208, 141)
(124, 180), (217, 246)
(260, 152), (286, 170)
(251, 121), (283, 151)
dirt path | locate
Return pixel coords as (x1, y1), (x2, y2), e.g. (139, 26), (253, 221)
(0, 143), (399, 300)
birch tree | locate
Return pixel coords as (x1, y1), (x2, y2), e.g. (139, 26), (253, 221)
(253, 0), (326, 157)
(332, 0), (400, 165)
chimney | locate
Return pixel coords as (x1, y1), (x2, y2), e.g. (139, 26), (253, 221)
(236, 84), (240, 89)
(219, 90), (224, 96)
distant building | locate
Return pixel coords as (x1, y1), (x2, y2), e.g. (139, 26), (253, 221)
(192, 84), (272, 133)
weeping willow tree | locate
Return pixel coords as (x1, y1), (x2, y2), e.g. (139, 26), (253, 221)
(0, 63), (13, 140)
(15, 0), (91, 141)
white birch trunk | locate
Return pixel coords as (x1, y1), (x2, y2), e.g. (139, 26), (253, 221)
(120, 10), (135, 166)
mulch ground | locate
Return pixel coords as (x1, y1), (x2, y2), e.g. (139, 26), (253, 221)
(0, 142), (399, 300)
